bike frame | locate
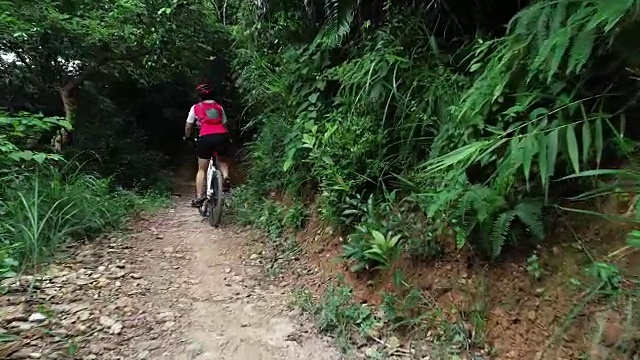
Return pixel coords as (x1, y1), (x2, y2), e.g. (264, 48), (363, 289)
(206, 156), (218, 198)
(190, 136), (223, 227)
(191, 137), (218, 199)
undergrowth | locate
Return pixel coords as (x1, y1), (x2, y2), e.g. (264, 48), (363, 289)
(226, 0), (640, 357)
(292, 284), (380, 352)
(0, 112), (169, 278)
(229, 185), (305, 276)
(229, 0), (640, 267)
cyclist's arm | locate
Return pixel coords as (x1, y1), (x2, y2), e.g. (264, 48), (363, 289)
(185, 106), (196, 138)
(221, 107), (228, 125)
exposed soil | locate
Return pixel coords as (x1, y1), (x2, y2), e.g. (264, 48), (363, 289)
(0, 180), (340, 360)
(288, 199), (640, 360)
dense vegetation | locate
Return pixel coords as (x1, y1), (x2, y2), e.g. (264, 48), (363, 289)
(3, 0), (640, 356)
(230, 0), (640, 262)
(227, 1), (640, 355)
(0, 0), (231, 275)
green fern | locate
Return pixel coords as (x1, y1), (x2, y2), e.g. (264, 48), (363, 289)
(488, 199), (544, 259)
(513, 199), (545, 240)
(460, 0), (640, 120)
(490, 210), (516, 259)
(313, 0), (358, 48)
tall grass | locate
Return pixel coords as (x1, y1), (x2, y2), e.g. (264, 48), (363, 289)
(0, 162), (169, 274)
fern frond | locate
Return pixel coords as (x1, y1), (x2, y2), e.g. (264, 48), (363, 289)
(460, 0), (640, 121)
(490, 210), (516, 259)
(513, 199), (544, 240)
(314, 0), (358, 48)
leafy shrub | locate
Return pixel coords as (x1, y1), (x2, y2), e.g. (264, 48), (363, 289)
(0, 163), (168, 270)
(0, 111), (67, 166)
(228, 185), (306, 238)
(293, 284), (379, 350)
(343, 229), (402, 272)
(230, 0), (640, 265)
(0, 111), (168, 275)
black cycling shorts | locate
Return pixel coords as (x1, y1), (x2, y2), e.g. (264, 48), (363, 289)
(197, 133), (230, 159)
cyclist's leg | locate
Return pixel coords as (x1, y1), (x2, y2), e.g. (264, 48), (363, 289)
(210, 133), (232, 183)
(195, 158), (209, 197)
(216, 156), (230, 181)
(192, 136), (213, 207)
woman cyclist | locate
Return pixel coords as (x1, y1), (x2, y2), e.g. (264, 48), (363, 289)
(183, 82), (231, 208)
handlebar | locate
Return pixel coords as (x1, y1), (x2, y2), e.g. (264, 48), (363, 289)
(184, 136), (198, 143)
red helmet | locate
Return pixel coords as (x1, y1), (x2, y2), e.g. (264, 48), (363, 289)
(196, 83), (213, 96)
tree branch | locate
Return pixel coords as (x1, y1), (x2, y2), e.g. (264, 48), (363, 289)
(61, 61), (99, 92)
(60, 48), (151, 92)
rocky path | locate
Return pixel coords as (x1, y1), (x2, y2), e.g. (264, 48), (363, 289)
(0, 188), (341, 359)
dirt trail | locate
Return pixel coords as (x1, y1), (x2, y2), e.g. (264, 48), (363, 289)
(0, 183), (341, 360)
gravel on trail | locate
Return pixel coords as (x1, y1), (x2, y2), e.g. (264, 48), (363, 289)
(0, 189), (341, 360)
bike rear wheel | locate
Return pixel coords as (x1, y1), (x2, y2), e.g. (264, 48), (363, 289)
(207, 168), (224, 227)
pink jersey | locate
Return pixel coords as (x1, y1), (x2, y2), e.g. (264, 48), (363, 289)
(194, 101), (227, 136)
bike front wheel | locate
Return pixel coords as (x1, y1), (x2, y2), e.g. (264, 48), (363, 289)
(207, 168), (224, 227)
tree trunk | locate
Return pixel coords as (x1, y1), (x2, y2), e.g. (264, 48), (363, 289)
(52, 62), (98, 152)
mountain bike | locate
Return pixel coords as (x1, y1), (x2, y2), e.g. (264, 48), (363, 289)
(186, 137), (224, 227)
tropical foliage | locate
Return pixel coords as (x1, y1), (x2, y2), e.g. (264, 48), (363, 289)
(228, 0), (640, 262)
(0, 0), (222, 276)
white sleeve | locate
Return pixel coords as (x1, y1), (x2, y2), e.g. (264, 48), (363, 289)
(221, 108), (228, 124)
(186, 106), (196, 124)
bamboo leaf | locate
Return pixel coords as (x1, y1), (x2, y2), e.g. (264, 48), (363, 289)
(582, 118), (592, 164)
(558, 168), (634, 181)
(566, 123), (580, 174)
(594, 117), (604, 168)
(522, 136), (536, 188)
(547, 128), (559, 177)
(538, 133), (549, 200)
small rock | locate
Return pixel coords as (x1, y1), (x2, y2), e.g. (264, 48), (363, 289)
(9, 321), (36, 331)
(386, 336), (400, 349)
(527, 311), (537, 321)
(130, 273), (142, 279)
(99, 316), (116, 328)
(158, 312), (175, 320)
(28, 312), (47, 322)
(364, 346), (378, 357)
(77, 310), (91, 321)
(89, 344), (103, 354)
(69, 303), (89, 314)
(137, 351), (150, 359)
(72, 323), (88, 334)
(2, 304), (27, 322)
(137, 340), (162, 351)
(9, 348), (39, 359)
(51, 304), (71, 314)
(28, 353), (42, 359)
(249, 254), (259, 260)
(224, 268), (231, 274)
(110, 322), (123, 334)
